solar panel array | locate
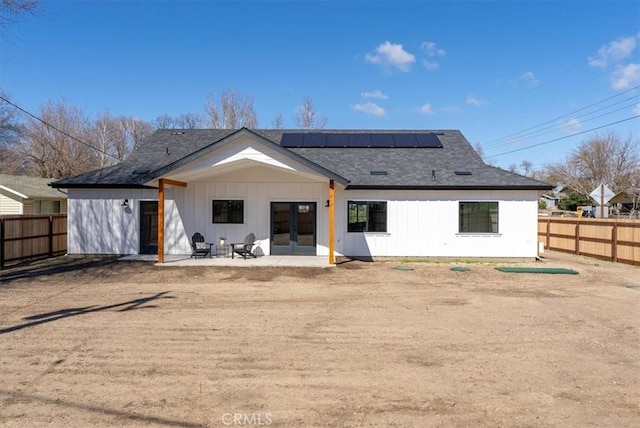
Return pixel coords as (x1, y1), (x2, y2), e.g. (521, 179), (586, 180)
(281, 133), (444, 148)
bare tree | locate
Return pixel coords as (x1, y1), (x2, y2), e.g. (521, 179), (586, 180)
(91, 112), (153, 164)
(153, 112), (203, 129)
(271, 113), (285, 129)
(121, 116), (153, 152)
(473, 142), (496, 166)
(543, 131), (640, 198)
(0, 91), (25, 173)
(293, 96), (327, 129)
(0, 0), (38, 29)
(204, 89), (258, 129)
(21, 100), (97, 178)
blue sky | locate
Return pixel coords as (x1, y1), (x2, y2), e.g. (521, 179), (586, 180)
(1, 0), (639, 171)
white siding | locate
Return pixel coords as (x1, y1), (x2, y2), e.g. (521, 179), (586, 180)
(336, 189), (540, 258)
(0, 192), (23, 215)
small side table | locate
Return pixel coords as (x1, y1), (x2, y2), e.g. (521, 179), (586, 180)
(214, 243), (230, 258)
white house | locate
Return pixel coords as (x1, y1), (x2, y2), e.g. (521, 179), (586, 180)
(51, 128), (551, 263)
(0, 174), (67, 215)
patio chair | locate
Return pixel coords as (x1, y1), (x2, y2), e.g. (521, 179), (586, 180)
(191, 232), (211, 258)
(231, 232), (257, 259)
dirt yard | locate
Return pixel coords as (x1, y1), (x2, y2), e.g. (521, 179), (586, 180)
(0, 252), (638, 427)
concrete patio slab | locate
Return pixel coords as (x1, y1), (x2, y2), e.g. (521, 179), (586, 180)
(119, 254), (334, 268)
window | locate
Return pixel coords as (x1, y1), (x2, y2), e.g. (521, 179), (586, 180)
(35, 200), (61, 214)
(348, 201), (387, 232)
(212, 200), (244, 224)
(459, 202), (498, 233)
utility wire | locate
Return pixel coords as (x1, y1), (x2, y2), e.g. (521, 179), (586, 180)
(482, 85), (640, 149)
(0, 95), (118, 160)
(483, 94), (640, 150)
(489, 115), (640, 158)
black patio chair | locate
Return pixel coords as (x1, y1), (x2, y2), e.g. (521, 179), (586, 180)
(231, 233), (257, 259)
(191, 232), (211, 258)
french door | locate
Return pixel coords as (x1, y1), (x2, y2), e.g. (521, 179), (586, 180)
(271, 202), (316, 255)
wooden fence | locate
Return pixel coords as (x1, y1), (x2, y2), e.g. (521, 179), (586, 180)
(0, 214), (67, 269)
(538, 217), (640, 266)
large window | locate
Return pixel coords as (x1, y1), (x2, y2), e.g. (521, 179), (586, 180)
(212, 200), (244, 224)
(459, 202), (498, 233)
(35, 200), (61, 214)
(348, 201), (387, 232)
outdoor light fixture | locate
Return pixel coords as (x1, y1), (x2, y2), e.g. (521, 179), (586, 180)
(325, 200), (330, 207)
(121, 199), (129, 207)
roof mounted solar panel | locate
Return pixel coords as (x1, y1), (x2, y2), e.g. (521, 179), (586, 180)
(392, 133), (419, 147)
(370, 134), (395, 147)
(328, 133), (350, 147)
(304, 133), (327, 147)
(455, 171), (472, 175)
(348, 134), (372, 147)
(281, 133), (305, 148)
(415, 133), (443, 148)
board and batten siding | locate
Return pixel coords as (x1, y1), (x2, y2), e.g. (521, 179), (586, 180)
(66, 188), (159, 254)
(67, 184), (539, 258)
(336, 189), (540, 258)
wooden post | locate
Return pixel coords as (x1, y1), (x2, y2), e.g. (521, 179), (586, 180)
(0, 218), (4, 270)
(600, 183), (605, 218)
(329, 180), (335, 265)
(612, 223), (618, 263)
(48, 216), (53, 258)
(575, 222), (580, 255)
(546, 219), (551, 250)
(158, 179), (165, 264)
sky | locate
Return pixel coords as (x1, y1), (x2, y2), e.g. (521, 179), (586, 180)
(1, 0), (639, 171)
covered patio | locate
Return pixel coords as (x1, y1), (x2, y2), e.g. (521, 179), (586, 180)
(120, 254), (334, 268)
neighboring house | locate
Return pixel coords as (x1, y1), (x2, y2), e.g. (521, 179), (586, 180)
(51, 128), (551, 262)
(539, 194), (559, 209)
(0, 174), (67, 215)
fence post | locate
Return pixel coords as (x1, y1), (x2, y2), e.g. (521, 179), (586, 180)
(546, 219), (551, 249)
(575, 221), (580, 255)
(48, 216), (54, 258)
(0, 218), (4, 270)
(612, 222), (617, 263)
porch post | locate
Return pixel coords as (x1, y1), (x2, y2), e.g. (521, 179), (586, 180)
(158, 179), (165, 263)
(329, 179), (335, 264)
(157, 178), (187, 264)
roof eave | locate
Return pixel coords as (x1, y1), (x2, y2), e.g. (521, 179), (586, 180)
(346, 184), (553, 191)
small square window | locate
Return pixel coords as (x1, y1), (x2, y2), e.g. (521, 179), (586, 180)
(347, 201), (387, 232)
(212, 200), (244, 224)
(459, 202), (498, 233)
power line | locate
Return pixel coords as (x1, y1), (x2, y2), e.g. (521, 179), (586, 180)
(0, 95), (118, 160)
(482, 85), (640, 149)
(490, 115), (640, 158)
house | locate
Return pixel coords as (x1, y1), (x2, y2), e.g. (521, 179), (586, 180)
(51, 128), (552, 263)
(539, 194), (559, 209)
(0, 174), (67, 215)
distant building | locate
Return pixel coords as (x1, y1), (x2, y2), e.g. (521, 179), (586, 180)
(0, 174), (67, 215)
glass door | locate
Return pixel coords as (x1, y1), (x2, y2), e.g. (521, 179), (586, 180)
(271, 202), (316, 255)
(139, 201), (158, 254)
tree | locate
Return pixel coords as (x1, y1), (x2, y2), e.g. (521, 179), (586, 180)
(1, 0), (38, 30)
(21, 100), (97, 178)
(204, 89), (258, 129)
(153, 112), (203, 129)
(293, 96), (327, 129)
(543, 131), (639, 199)
(0, 91), (25, 173)
(92, 111), (154, 164)
(271, 113), (285, 129)
(473, 142), (496, 166)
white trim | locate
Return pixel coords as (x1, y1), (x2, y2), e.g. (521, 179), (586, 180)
(0, 184), (27, 199)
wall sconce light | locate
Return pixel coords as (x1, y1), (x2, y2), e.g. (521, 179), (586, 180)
(121, 199), (129, 207)
(325, 200), (330, 207)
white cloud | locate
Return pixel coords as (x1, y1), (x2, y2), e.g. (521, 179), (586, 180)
(466, 96), (488, 106)
(588, 34), (638, 68)
(563, 118), (582, 134)
(419, 104), (434, 115)
(634, 102), (640, 116)
(361, 90), (388, 100)
(365, 41), (415, 72)
(421, 41), (446, 57)
(420, 41), (445, 70)
(521, 71), (538, 86)
(611, 63), (640, 90)
(352, 102), (387, 117)
(422, 60), (439, 70)
(439, 105), (462, 114)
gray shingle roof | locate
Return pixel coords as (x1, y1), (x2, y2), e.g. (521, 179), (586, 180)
(0, 174), (67, 199)
(51, 128), (552, 190)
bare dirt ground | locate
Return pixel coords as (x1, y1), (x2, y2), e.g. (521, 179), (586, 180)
(0, 252), (638, 427)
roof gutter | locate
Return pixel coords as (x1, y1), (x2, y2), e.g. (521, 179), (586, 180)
(346, 184), (553, 191)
